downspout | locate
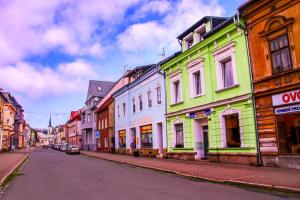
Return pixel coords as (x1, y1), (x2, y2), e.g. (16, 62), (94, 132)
(157, 64), (168, 158)
(234, 13), (262, 166)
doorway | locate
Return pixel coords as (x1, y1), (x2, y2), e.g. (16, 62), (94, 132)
(130, 128), (137, 153)
(194, 118), (209, 160)
(157, 123), (163, 155)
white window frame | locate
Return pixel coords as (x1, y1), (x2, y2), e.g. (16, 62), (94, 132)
(170, 72), (182, 105)
(122, 103), (126, 117)
(195, 24), (206, 43)
(132, 98), (136, 114)
(156, 86), (162, 105)
(219, 108), (244, 148)
(138, 94), (143, 111)
(147, 90), (152, 108)
(172, 119), (185, 148)
(183, 33), (194, 51)
(213, 43), (238, 90)
(117, 105), (120, 118)
(187, 58), (205, 98)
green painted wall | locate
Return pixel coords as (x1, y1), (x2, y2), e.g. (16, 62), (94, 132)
(162, 20), (257, 155)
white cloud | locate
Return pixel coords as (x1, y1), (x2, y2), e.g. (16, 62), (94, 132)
(117, 0), (225, 53)
(0, 60), (97, 99)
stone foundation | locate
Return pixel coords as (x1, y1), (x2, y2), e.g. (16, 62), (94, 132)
(138, 148), (158, 157)
(262, 155), (300, 169)
(209, 153), (257, 166)
(115, 148), (129, 155)
(167, 152), (196, 161)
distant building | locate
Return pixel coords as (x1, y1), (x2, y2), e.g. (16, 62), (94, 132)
(81, 80), (114, 151)
(66, 110), (82, 148)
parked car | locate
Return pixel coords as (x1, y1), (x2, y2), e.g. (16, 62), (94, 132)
(54, 144), (60, 150)
(42, 144), (50, 149)
(66, 145), (80, 155)
(59, 143), (68, 152)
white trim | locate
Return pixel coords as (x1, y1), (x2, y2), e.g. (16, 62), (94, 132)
(213, 42), (238, 90)
(219, 108), (244, 148)
(187, 58), (205, 98)
(172, 119), (185, 148)
(170, 72), (182, 105)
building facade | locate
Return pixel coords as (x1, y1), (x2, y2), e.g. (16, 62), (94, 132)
(96, 73), (130, 152)
(81, 80), (115, 151)
(240, 0), (300, 169)
(67, 111), (82, 148)
(114, 65), (167, 157)
(0, 92), (6, 151)
(161, 16), (258, 165)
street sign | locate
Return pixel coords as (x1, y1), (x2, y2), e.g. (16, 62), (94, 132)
(95, 131), (100, 138)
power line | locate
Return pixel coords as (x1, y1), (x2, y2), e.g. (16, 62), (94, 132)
(24, 112), (68, 116)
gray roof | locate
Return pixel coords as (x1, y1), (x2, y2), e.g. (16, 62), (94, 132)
(86, 80), (115, 102)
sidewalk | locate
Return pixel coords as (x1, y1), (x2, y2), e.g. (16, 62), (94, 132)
(81, 151), (300, 194)
(0, 149), (31, 186)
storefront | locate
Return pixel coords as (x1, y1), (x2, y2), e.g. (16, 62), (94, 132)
(118, 130), (126, 148)
(273, 90), (300, 156)
(140, 124), (153, 148)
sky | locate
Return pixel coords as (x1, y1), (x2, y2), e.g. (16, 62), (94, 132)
(0, 0), (246, 129)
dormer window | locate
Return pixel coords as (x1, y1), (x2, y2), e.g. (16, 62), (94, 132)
(195, 25), (206, 42)
(184, 33), (194, 50)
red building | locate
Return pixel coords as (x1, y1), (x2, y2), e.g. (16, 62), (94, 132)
(66, 110), (82, 148)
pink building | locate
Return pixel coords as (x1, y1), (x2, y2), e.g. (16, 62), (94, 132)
(66, 110), (82, 149)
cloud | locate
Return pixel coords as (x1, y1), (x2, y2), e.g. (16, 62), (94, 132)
(0, 0), (141, 65)
(0, 60), (97, 99)
(117, 0), (225, 53)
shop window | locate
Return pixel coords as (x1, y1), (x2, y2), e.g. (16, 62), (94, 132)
(224, 114), (241, 147)
(118, 130), (126, 148)
(270, 35), (292, 74)
(140, 125), (153, 148)
(174, 123), (184, 148)
(147, 91), (152, 108)
(156, 86), (162, 104)
(277, 113), (300, 155)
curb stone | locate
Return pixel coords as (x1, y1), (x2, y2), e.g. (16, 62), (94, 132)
(0, 154), (30, 187)
(81, 152), (300, 197)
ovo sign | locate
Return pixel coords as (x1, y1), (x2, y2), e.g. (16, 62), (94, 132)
(272, 89), (300, 106)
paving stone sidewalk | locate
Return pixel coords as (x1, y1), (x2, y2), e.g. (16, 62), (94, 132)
(0, 149), (31, 185)
(81, 151), (300, 193)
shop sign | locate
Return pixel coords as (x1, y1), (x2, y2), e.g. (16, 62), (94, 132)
(274, 104), (300, 115)
(272, 89), (300, 106)
(189, 109), (211, 119)
(95, 131), (100, 138)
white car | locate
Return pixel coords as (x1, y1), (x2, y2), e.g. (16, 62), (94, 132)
(66, 145), (80, 155)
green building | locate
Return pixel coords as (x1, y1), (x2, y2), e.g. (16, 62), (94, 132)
(161, 16), (258, 165)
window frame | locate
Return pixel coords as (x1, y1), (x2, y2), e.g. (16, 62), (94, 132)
(156, 86), (162, 105)
(170, 72), (182, 105)
(132, 98), (136, 114)
(187, 59), (205, 98)
(138, 95), (143, 111)
(173, 122), (184, 148)
(219, 108), (243, 148)
(147, 90), (152, 108)
(122, 103), (126, 116)
(213, 43), (238, 91)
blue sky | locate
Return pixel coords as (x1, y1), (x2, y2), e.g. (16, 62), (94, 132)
(0, 0), (246, 128)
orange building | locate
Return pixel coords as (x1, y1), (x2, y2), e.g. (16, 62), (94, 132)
(239, 0), (300, 168)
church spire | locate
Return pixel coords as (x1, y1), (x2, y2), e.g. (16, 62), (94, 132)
(48, 114), (52, 127)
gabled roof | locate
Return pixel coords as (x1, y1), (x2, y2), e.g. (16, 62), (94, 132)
(177, 16), (228, 40)
(86, 80), (115, 102)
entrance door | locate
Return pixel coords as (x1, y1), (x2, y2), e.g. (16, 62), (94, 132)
(194, 118), (209, 160)
(130, 128), (136, 152)
(203, 125), (209, 158)
(157, 123), (163, 155)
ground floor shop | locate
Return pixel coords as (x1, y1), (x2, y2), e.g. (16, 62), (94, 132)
(256, 88), (300, 169)
(166, 99), (257, 165)
(1, 127), (13, 151)
(97, 128), (114, 152)
(82, 129), (96, 151)
(115, 121), (166, 157)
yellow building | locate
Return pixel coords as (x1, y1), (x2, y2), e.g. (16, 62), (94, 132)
(1, 92), (16, 151)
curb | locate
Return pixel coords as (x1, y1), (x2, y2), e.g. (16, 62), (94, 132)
(81, 152), (300, 196)
(0, 154), (30, 187)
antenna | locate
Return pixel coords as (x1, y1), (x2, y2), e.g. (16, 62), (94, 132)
(158, 46), (165, 60)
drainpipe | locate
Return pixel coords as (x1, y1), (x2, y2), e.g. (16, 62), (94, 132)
(157, 64), (168, 158)
(234, 13), (262, 166)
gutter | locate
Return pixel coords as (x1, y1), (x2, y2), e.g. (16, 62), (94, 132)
(234, 14), (262, 166)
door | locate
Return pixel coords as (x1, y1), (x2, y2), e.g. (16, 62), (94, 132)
(203, 125), (209, 158)
(157, 123), (163, 155)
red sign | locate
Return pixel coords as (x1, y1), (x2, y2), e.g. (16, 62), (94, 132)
(272, 89), (300, 106)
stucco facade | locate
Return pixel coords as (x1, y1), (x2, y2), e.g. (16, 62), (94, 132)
(114, 65), (167, 157)
(161, 16), (257, 165)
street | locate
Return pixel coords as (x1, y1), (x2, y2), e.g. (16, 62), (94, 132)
(0, 149), (296, 200)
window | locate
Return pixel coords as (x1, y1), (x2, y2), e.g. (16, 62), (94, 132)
(224, 114), (241, 147)
(132, 98), (136, 113)
(139, 95), (143, 111)
(87, 113), (92, 122)
(173, 81), (181, 104)
(122, 103), (126, 116)
(196, 28), (206, 42)
(270, 35), (292, 74)
(221, 58), (234, 88)
(147, 91), (152, 108)
(104, 118), (107, 128)
(140, 125), (153, 148)
(185, 36), (193, 50)
(118, 130), (126, 148)
(156, 86), (162, 104)
(117, 105), (120, 118)
(174, 123), (184, 148)
(193, 71), (201, 96)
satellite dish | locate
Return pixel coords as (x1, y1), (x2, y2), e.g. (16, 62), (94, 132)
(94, 97), (99, 101)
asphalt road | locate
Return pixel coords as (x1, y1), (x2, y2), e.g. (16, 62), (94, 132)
(0, 149), (296, 200)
